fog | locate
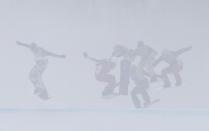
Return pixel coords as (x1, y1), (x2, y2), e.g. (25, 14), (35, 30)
(0, 0), (209, 130)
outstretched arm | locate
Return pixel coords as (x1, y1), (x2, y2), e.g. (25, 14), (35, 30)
(46, 51), (66, 58)
(175, 46), (192, 56)
(83, 52), (101, 63)
(16, 41), (31, 48)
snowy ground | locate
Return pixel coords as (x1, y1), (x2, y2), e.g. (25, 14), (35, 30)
(1, 108), (209, 131)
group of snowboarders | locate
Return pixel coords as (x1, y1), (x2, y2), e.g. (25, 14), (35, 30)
(84, 41), (192, 108)
(17, 41), (192, 108)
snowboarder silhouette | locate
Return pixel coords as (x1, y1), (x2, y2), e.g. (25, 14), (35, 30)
(83, 52), (117, 97)
(154, 46), (192, 88)
(134, 41), (158, 82)
(17, 41), (66, 100)
(112, 45), (134, 95)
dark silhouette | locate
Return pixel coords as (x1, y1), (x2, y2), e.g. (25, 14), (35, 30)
(154, 46), (192, 88)
(112, 45), (134, 95)
(83, 52), (117, 96)
(17, 41), (66, 100)
(130, 64), (151, 108)
(134, 41), (158, 82)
